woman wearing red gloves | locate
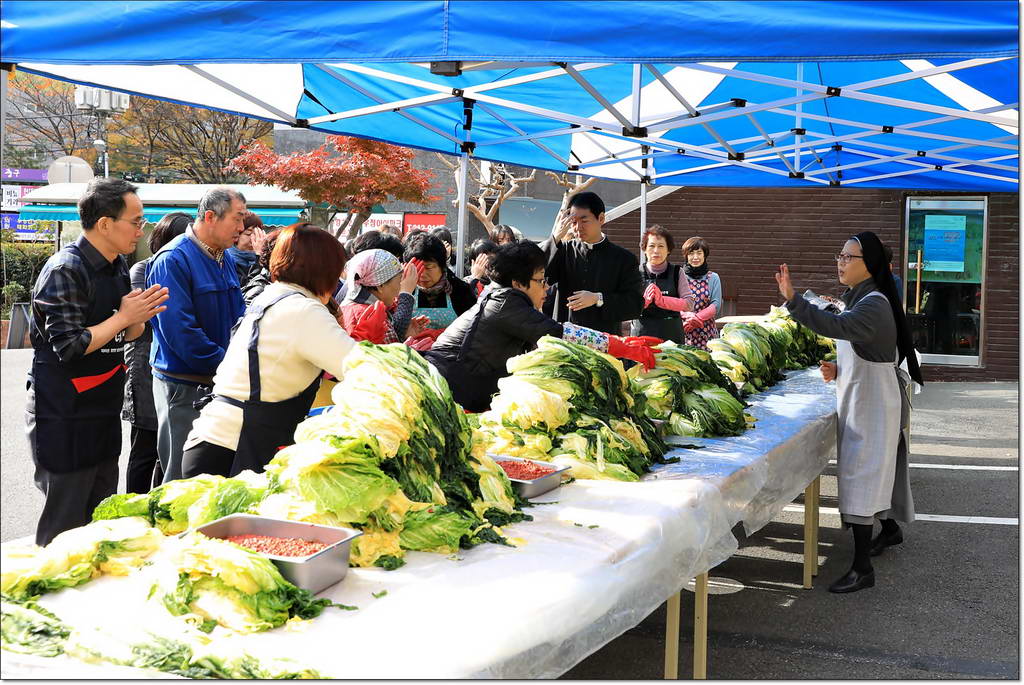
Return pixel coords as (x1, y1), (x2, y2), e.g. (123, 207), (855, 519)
(425, 241), (658, 412)
(339, 249), (429, 343)
(680, 237), (722, 349)
(634, 224), (693, 343)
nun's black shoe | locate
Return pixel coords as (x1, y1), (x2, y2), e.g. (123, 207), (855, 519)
(869, 530), (903, 556)
(828, 568), (875, 594)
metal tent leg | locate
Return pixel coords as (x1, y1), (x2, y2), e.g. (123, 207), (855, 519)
(803, 475), (821, 588)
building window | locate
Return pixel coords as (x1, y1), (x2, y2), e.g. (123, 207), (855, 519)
(904, 197), (987, 367)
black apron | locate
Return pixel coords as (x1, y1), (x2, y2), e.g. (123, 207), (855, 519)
(212, 291), (320, 476)
(425, 291), (500, 412)
(27, 244), (129, 473)
(632, 262), (684, 343)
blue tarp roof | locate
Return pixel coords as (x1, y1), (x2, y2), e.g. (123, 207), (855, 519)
(2, 1), (1017, 191)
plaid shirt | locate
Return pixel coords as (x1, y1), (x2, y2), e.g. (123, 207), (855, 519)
(30, 235), (130, 363)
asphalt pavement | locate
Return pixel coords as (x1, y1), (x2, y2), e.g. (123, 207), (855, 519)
(1, 348), (1018, 678)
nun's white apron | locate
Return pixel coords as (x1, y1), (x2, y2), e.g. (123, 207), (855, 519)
(834, 292), (906, 519)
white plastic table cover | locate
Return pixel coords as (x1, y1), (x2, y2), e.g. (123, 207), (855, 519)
(1, 369), (836, 679)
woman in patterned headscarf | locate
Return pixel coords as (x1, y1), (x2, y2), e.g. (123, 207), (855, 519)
(340, 249), (427, 344)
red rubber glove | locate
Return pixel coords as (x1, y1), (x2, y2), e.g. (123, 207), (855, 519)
(349, 300), (390, 343)
(404, 328), (444, 351)
(607, 335), (657, 371)
(626, 335), (664, 347)
(643, 283), (659, 308)
(409, 258), (426, 278)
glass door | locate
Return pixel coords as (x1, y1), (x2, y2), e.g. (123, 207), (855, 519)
(904, 198), (987, 366)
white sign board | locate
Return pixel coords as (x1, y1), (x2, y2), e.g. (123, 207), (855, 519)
(1, 184), (33, 212)
(328, 212), (404, 237)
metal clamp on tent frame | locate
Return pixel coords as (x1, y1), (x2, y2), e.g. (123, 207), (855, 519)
(826, 86), (842, 97)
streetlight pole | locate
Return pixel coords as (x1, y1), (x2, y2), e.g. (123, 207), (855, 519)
(93, 139), (108, 178)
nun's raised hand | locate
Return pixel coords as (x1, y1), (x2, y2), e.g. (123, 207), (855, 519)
(775, 264), (795, 301)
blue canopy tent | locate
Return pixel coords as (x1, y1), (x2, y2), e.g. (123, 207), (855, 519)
(2, 0), (1017, 272)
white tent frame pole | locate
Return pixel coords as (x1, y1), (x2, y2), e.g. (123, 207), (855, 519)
(305, 92), (458, 125)
(839, 148), (1018, 185)
(631, 64), (643, 128)
(642, 63), (739, 155)
(582, 133), (646, 179)
(803, 134), (1018, 176)
(795, 63), (804, 171)
(768, 104), (1019, 151)
(645, 91), (828, 134)
(181, 65), (297, 123)
(638, 99), (745, 125)
(474, 102), (572, 167)
(455, 151), (469, 276)
(475, 125), (589, 148)
(563, 64), (635, 130)
(311, 65), (462, 143)
(837, 89), (1017, 126)
(640, 181), (648, 251)
(579, 149), (673, 170)
(651, 146), (837, 181)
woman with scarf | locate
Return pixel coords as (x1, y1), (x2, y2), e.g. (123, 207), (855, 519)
(634, 224), (693, 343)
(339, 249), (427, 344)
(679, 236), (722, 349)
(403, 231), (476, 330)
(776, 230), (922, 594)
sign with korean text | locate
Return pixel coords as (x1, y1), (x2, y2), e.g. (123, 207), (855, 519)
(2, 168), (47, 182)
(1, 184), (34, 212)
(922, 214), (966, 272)
(402, 213), (447, 235)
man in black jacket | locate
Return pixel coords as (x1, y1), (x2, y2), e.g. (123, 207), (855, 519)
(542, 191), (643, 335)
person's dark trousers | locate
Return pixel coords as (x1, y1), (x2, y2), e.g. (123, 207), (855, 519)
(153, 376), (204, 483)
(32, 458), (118, 546)
(126, 425), (162, 493)
(181, 440), (237, 479)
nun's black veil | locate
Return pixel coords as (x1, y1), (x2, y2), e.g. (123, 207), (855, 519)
(853, 231), (923, 385)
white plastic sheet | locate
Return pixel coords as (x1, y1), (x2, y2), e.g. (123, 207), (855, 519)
(1, 369), (836, 679)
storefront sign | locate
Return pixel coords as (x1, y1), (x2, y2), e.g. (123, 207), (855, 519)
(923, 214), (966, 272)
(403, 213), (447, 235)
(2, 168), (47, 182)
(362, 213), (405, 233)
(1, 184), (34, 212)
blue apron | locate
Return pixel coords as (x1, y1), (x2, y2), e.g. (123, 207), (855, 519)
(411, 288), (458, 329)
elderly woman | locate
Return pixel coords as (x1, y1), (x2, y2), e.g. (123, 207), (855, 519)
(425, 241), (657, 412)
(403, 231), (476, 329)
(122, 211), (190, 492)
(340, 248), (427, 344)
(180, 224), (356, 478)
(679, 236), (723, 349)
(634, 224), (693, 343)
(776, 230), (922, 594)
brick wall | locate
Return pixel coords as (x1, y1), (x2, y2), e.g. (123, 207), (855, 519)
(605, 187), (1018, 382)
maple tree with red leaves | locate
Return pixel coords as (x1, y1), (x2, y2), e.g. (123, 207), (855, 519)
(226, 135), (436, 238)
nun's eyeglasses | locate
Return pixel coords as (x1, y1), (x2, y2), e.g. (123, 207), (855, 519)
(835, 253), (864, 264)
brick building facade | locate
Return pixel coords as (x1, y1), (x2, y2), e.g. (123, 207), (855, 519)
(605, 187), (1018, 382)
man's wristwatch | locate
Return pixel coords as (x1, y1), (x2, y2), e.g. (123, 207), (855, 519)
(596, 292), (604, 308)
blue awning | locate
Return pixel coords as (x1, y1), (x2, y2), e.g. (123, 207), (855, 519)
(18, 205), (303, 226)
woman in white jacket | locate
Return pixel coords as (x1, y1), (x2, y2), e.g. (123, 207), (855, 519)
(181, 224), (356, 478)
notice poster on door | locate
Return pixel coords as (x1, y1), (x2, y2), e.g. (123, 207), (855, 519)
(923, 214), (966, 272)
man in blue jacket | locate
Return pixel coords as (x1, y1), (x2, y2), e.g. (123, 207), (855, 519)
(147, 187), (246, 483)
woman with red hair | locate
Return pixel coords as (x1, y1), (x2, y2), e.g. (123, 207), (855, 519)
(181, 224), (356, 478)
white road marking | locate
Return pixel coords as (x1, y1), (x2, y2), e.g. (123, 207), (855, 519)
(784, 504), (1018, 526)
(827, 460), (1017, 471)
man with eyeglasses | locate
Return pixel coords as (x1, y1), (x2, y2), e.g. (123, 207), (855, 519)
(26, 178), (169, 544)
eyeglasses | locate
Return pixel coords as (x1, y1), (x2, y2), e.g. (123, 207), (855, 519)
(835, 253), (864, 264)
(530, 277), (547, 286)
(113, 216), (146, 229)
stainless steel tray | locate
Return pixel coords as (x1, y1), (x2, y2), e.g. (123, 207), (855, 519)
(193, 514), (362, 595)
(489, 454), (571, 499)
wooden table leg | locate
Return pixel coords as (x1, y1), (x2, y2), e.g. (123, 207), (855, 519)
(811, 476), (821, 577)
(663, 591), (681, 679)
(803, 480), (814, 589)
(693, 573), (709, 679)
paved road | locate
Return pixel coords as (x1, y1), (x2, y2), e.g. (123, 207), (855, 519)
(1, 348), (1018, 678)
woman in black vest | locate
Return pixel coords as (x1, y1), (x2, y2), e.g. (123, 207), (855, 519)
(633, 225), (693, 343)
